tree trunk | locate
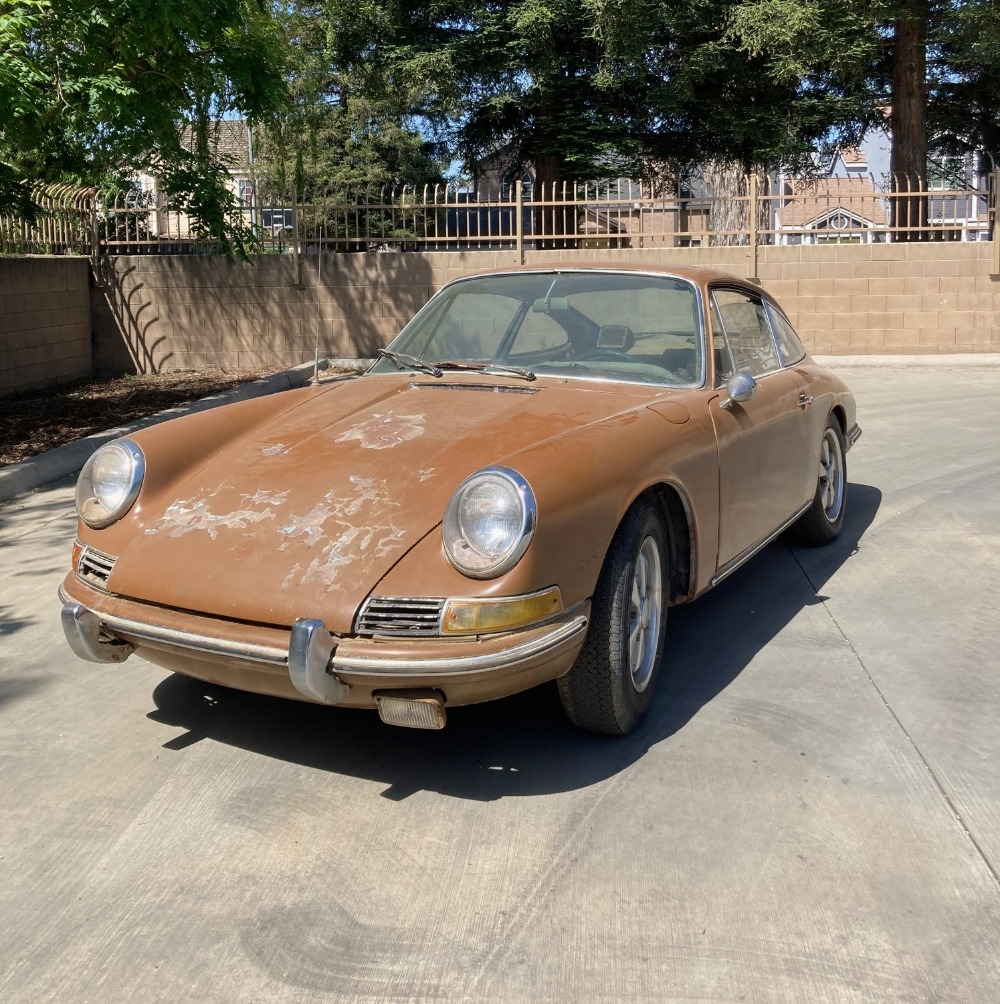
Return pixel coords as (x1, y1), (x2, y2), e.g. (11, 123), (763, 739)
(533, 152), (573, 249)
(890, 7), (928, 242)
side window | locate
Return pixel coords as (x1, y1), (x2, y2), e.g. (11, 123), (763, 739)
(711, 288), (780, 378)
(710, 300), (734, 385)
(767, 305), (807, 366)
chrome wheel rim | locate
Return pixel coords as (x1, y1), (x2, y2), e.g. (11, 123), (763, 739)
(818, 428), (845, 522)
(628, 535), (663, 693)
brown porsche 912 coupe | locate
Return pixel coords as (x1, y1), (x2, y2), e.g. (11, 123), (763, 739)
(61, 265), (860, 735)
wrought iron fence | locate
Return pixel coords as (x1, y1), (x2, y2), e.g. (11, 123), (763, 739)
(3, 174), (998, 278)
(0, 184), (97, 258)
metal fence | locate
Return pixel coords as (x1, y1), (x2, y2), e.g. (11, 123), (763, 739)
(0, 185), (97, 259)
(3, 174), (999, 277)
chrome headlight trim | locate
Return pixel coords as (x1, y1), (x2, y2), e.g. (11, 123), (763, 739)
(442, 466), (536, 579)
(75, 439), (145, 529)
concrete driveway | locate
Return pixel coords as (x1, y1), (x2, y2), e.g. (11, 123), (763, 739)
(2, 367), (998, 1002)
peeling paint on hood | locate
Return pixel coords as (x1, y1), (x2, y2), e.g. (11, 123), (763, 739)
(108, 374), (667, 632)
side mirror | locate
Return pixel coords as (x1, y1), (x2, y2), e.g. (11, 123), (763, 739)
(721, 371), (757, 410)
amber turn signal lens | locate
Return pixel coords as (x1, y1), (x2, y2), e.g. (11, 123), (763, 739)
(441, 587), (563, 635)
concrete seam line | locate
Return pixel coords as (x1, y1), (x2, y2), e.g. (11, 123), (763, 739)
(787, 544), (1000, 892)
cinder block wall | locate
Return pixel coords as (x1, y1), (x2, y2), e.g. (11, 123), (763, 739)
(756, 243), (998, 355)
(92, 243), (1000, 373)
(0, 257), (92, 396)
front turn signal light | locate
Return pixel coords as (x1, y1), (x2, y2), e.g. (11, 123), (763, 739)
(441, 587), (563, 635)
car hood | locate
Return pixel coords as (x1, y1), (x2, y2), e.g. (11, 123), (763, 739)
(109, 374), (659, 631)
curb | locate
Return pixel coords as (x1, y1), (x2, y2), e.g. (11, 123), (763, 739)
(0, 360), (362, 504)
(813, 353), (1000, 368)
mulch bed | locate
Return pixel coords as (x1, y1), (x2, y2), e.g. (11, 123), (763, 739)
(0, 369), (280, 465)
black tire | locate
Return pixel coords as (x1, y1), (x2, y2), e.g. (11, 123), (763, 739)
(788, 415), (847, 547)
(557, 500), (668, 735)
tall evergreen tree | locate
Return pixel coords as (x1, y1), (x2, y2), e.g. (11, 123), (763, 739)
(253, 0), (446, 199)
(727, 0), (1000, 234)
(323, 0), (874, 189)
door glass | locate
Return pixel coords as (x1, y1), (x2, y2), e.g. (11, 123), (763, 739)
(711, 289), (780, 377)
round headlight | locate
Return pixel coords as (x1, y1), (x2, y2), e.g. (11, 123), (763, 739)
(443, 467), (536, 578)
(75, 439), (145, 529)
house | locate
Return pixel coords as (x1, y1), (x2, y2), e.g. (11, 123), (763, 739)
(773, 176), (888, 245)
(470, 148), (713, 248)
(128, 120), (293, 243)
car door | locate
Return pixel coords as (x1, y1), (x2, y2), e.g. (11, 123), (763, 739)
(709, 287), (814, 572)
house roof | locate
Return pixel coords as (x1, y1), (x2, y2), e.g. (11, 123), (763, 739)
(178, 120), (251, 172)
(778, 176), (886, 228)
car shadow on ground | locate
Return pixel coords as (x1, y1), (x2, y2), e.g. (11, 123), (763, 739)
(148, 483), (882, 801)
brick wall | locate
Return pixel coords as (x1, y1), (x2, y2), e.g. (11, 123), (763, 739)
(0, 257), (92, 396)
(92, 243), (999, 373)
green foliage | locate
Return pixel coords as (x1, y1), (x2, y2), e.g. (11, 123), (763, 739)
(321, 0), (888, 185)
(323, 0), (1000, 187)
(727, 0), (1000, 165)
(930, 1), (1000, 160)
(0, 0), (286, 255)
(252, 0), (446, 199)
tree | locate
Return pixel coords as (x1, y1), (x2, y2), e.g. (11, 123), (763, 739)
(0, 0), (286, 254)
(930, 1), (1000, 162)
(325, 1), (874, 191)
(250, 0), (446, 200)
(727, 0), (1000, 238)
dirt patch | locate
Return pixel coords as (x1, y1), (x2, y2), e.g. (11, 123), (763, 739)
(0, 369), (281, 465)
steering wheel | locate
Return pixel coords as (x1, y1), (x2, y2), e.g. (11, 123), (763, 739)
(574, 349), (632, 363)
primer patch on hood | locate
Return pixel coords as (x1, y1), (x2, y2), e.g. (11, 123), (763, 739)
(150, 498), (279, 541)
(261, 443), (288, 457)
(241, 489), (290, 507)
(334, 411), (425, 450)
(299, 520), (407, 589)
(277, 475), (408, 589)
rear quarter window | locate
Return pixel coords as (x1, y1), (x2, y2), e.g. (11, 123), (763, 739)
(767, 305), (807, 366)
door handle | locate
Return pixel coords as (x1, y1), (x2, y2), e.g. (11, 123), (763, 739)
(797, 393), (813, 409)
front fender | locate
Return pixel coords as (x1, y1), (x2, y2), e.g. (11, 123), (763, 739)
(372, 403), (720, 608)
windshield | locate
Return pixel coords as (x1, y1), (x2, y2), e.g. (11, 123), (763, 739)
(370, 271), (704, 387)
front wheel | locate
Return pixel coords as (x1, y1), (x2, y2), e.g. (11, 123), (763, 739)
(788, 415), (847, 546)
(558, 501), (668, 735)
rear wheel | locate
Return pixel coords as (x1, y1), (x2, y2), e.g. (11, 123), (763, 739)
(788, 415), (846, 546)
(558, 500), (668, 735)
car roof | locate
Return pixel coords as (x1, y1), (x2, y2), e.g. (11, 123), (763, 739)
(455, 261), (757, 292)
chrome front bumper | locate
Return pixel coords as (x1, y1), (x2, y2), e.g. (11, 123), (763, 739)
(58, 587), (589, 704)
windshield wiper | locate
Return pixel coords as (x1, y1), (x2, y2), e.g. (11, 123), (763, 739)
(435, 360), (536, 382)
(378, 348), (442, 377)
